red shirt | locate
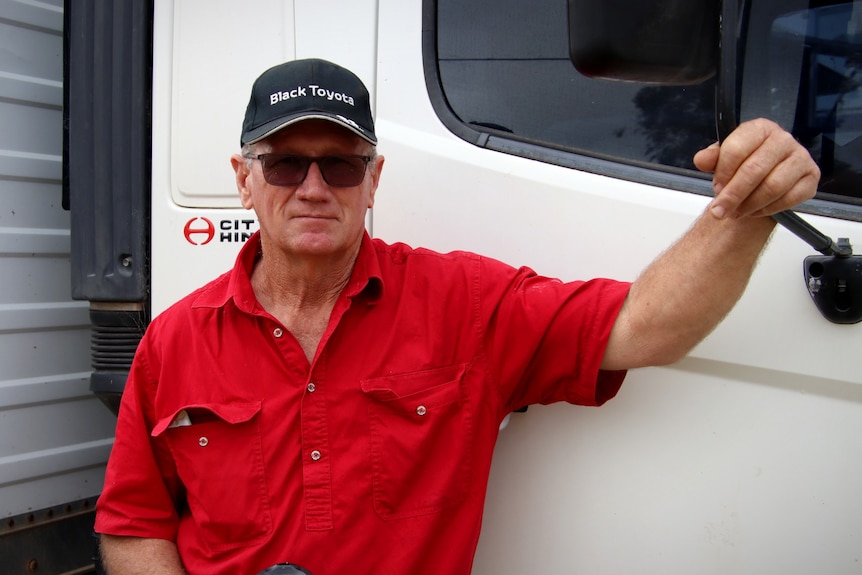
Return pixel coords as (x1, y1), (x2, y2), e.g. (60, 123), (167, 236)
(96, 232), (630, 575)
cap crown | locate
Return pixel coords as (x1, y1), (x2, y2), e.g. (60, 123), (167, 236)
(241, 58), (376, 146)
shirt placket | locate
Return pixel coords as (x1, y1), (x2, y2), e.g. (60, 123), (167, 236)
(300, 359), (333, 531)
(298, 293), (357, 532)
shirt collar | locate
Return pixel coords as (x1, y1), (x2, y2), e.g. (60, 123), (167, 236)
(345, 232), (384, 303)
(192, 231), (383, 312)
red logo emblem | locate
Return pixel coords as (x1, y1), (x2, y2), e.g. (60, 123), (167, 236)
(183, 217), (215, 245)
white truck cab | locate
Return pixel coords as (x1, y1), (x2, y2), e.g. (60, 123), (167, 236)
(3, 0), (860, 572)
(141, 1), (862, 572)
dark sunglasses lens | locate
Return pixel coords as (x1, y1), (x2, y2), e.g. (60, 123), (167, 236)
(319, 156), (367, 186)
(261, 156), (309, 186)
(259, 155), (368, 187)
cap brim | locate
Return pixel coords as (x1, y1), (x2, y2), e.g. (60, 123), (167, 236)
(242, 113), (377, 146)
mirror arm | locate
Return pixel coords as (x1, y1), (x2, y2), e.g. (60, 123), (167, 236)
(772, 212), (853, 257)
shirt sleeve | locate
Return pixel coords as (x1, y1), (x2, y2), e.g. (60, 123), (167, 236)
(95, 327), (184, 541)
(479, 258), (631, 412)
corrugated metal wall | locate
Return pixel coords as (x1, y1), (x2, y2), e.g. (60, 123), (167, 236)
(0, 0), (116, 520)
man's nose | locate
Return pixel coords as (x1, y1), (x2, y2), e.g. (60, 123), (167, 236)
(296, 160), (330, 199)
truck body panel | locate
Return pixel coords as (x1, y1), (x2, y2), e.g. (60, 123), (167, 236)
(0, 1), (114, 571)
(0, 0), (113, 522)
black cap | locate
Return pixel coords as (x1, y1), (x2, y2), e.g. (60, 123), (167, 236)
(241, 58), (376, 147)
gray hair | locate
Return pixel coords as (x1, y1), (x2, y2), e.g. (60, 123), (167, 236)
(240, 136), (377, 167)
(241, 142), (269, 167)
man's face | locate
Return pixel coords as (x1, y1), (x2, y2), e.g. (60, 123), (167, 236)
(232, 119), (383, 261)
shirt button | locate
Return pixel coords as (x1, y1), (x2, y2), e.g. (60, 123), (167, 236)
(310, 450), (322, 461)
(416, 405), (427, 416)
(273, 327), (283, 338)
(307, 382), (316, 393)
(198, 437), (208, 447)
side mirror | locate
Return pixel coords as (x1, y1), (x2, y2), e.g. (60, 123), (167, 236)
(567, 0), (720, 85)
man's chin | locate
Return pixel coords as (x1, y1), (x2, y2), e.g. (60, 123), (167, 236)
(286, 233), (352, 258)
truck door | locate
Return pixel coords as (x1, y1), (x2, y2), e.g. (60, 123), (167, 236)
(381, 0), (862, 573)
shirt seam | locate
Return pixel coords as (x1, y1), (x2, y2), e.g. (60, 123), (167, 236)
(474, 255), (507, 423)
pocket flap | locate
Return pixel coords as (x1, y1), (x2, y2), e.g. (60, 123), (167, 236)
(360, 363), (467, 402)
(152, 401), (261, 437)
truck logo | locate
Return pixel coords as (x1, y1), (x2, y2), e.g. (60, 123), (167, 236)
(184, 218), (257, 245)
(184, 217), (216, 245)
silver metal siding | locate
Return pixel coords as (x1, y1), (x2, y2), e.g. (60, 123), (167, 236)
(0, 0), (116, 519)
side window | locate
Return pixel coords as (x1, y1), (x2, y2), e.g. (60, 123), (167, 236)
(742, 1), (862, 206)
(427, 0), (862, 212)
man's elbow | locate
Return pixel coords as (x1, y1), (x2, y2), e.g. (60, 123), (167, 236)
(602, 313), (702, 370)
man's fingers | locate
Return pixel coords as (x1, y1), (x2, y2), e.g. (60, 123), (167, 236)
(746, 173), (821, 218)
(711, 120), (785, 215)
(711, 120), (775, 181)
(707, 119), (818, 219)
(693, 142), (720, 173)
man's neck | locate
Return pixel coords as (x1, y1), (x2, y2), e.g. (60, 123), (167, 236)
(251, 245), (358, 313)
(249, 242), (361, 363)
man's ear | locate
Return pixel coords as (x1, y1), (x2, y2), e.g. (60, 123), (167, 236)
(367, 155), (384, 208)
(231, 154), (254, 210)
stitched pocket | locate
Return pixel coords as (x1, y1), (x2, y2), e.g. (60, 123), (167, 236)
(153, 402), (272, 551)
(360, 364), (472, 520)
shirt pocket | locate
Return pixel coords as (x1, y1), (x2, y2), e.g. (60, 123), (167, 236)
(360, 363), (473, 520)
(153, 402), (272, 551)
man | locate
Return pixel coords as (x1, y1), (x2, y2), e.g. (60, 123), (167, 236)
(95, 58), (819, 574)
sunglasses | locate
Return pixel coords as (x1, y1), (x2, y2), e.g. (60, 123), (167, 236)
(246, 153), (373, 187)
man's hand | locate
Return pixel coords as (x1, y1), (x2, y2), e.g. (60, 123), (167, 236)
(693, 118), (819, 220)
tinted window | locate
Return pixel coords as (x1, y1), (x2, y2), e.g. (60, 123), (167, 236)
(428, 0), (862, 210)
(742, 1), (862, 205)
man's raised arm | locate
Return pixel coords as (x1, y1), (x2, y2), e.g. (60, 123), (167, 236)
(601, 118), (820, 371)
